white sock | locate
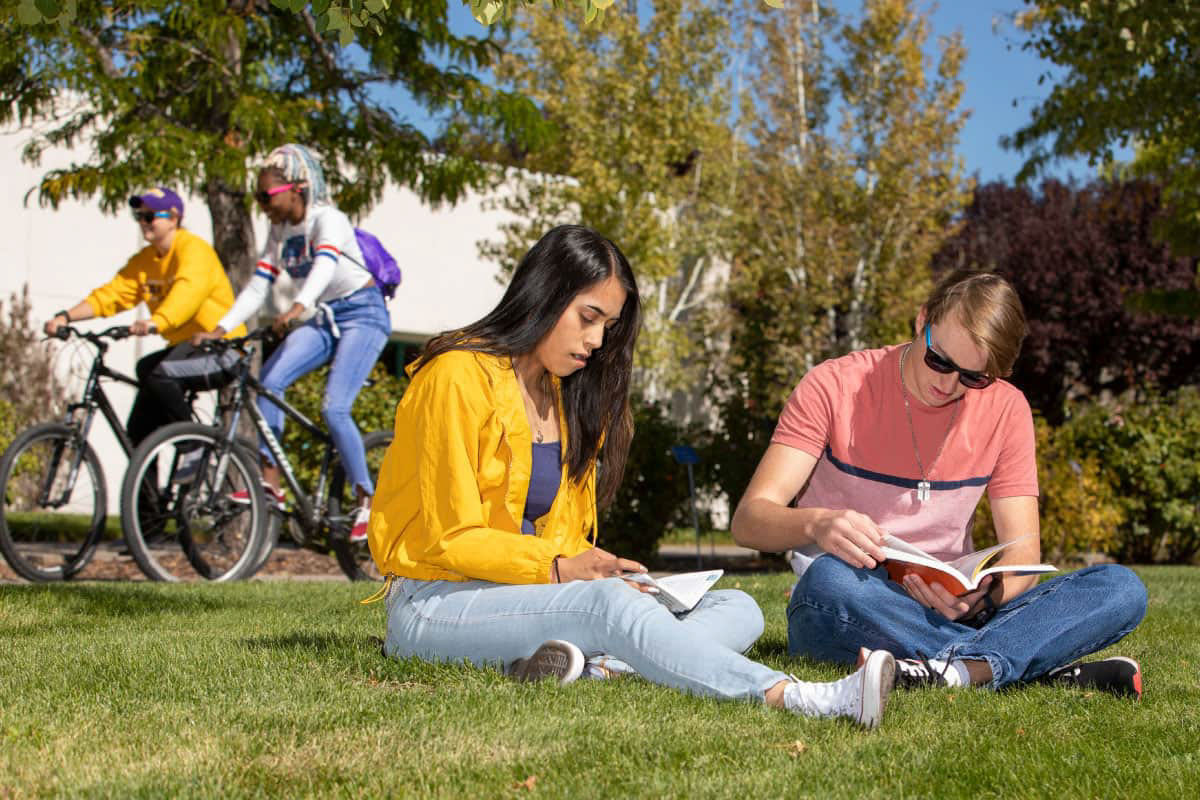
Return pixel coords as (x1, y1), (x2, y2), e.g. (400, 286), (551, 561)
(917, 658), (968, 687)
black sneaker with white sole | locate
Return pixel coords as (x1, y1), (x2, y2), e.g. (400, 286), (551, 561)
(1038, 657), (1142, 699)
(857, 647), (950, 690)
(507, 640), (585, 685)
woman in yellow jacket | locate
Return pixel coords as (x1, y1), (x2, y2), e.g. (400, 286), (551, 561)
(43, 187), (245, 451)
(368, 225), (896, 728)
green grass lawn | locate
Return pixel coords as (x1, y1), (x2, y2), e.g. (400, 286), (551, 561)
(1, 568), (1196, 799)
(660, 527), (738, 547)
(3, 512), (123, 543)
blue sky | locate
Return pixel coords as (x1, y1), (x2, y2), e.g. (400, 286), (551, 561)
(387, 1), (1120, 185)
(921, 0), (1123, 184)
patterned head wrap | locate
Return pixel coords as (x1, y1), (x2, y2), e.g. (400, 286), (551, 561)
(262, 143), (331, 208)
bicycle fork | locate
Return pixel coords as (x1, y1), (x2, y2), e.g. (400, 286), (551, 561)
(38, 406), (96, 508)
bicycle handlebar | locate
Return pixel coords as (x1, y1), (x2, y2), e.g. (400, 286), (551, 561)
(194, 326), (276, 355)
(49, 325), (133, 344)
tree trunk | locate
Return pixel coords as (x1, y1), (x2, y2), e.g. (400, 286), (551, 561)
(205, 178), (256, 290)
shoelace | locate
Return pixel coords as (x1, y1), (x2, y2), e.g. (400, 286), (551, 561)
(898, 650), (954, 688)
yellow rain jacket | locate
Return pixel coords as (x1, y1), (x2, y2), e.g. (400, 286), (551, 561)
(368, 350), (599, 585)
(84, 229), (246, 345)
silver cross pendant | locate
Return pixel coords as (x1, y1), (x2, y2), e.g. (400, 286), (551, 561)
(916, 480), (931, 502)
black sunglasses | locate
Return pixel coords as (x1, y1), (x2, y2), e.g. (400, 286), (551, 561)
(923, 325), (995, 389)
(132, 210), (170, 224)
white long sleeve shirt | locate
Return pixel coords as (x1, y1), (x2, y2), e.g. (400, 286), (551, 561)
(219, 204), (370, 332)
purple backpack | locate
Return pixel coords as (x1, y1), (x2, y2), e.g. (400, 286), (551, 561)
(352, 228), (402, 301)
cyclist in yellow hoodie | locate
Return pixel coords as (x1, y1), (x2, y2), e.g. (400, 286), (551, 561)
(367, 225), (896, 729)
(43, 187), (246, 449)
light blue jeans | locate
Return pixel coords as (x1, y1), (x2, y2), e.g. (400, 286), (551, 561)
(787, 555), (1148, 689)
(258, 285), (390, 495)
(385, 577), (789, 701)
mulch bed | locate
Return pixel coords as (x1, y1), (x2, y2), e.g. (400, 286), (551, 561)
(0, 541), (347, 584)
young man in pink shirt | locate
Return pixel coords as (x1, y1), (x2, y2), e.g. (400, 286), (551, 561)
(731, 270), (1147, 697)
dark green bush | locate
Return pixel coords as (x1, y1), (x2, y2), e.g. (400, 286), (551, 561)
(599, 398), (710, 566)
(1055, 388), (1200, 564)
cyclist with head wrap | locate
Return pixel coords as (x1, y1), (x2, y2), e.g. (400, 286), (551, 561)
(193, 144), (390, 541)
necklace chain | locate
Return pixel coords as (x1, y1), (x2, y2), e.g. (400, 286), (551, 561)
(899, 344), (959, 502)
(512, 357), (552, 444)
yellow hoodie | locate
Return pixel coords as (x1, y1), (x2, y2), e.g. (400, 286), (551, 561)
(368, 350), (598, 585)
(85, 228), (246, 345)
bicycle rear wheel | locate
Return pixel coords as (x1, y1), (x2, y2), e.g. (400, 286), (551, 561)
(121, 423), (266, 582)
(330, 429), (392, 581)
(0, 423), (106, 582)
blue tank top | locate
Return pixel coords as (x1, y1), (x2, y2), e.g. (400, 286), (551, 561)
(521, 441), (562, 534)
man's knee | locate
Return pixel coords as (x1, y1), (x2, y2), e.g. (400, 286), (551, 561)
(1089, 564), (1148, 629)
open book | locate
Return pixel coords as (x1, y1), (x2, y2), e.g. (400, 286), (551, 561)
(620, 569), (724, 613)
(882, 535), (1056, 596)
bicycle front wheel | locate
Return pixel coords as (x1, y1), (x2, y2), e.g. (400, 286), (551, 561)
(0, 423), (106, 582)
(120, 423), (266, 582)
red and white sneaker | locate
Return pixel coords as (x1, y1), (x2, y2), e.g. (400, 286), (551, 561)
(349, 504), (371, 543)
(229, 483), (286, 512)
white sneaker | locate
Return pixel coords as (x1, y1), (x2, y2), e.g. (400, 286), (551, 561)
(508, 640), (585, 685)
(782, 649), (895, 729)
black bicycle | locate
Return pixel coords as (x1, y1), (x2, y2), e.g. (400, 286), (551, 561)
(120, 328), (389, 582)
(0, 326), (142, 581)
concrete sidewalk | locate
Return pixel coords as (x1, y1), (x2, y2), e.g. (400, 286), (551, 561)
(657, 542), (786, 572)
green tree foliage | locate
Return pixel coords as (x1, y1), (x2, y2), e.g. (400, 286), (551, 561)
(477, 0), (739, 404)
(15, 1), (627, 30)
(1007, 1), (1200, 278)
(711, 0), (970, 506)
(1, 1), (548, 285)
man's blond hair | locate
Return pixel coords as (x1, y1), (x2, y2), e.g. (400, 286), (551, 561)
(925, 269), (1026, 377)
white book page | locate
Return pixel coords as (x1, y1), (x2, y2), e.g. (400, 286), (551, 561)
(622, 570), (724, 613)
(654, 570), (724, 612)
(975, 564), (1058, 581)
(947, 533), (1044, 581)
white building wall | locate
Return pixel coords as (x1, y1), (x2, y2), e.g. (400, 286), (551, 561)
(0, 121), (511, 503)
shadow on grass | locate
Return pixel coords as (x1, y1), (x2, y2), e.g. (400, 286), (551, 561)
(750, 635), (790, 660)
(0, 583), (240, 619)
(240, 630), (377, 658)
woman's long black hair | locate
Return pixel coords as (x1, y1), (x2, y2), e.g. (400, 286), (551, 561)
(417, 225), (642, 507)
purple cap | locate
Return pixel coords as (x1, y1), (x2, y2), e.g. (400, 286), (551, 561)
(129, 187), (184, 221)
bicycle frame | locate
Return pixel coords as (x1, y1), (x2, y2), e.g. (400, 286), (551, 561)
(68, 348), (140, 457)
(215, 360), (340, 535)
(40, 335), (140, 509)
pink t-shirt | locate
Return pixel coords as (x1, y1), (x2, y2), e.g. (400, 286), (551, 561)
(771, 345), (1038, 576)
